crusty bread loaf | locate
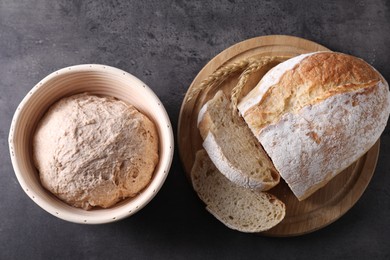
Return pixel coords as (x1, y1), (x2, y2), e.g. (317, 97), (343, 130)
(33, 93), (159, 210)
(197, 90), (279, 191)
(191, 149), (285, 233)
(238, 52), (390, 200)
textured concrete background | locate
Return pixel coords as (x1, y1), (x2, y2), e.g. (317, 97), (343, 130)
(1, 0), (389, 259)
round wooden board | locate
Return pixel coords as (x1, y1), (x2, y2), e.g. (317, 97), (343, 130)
(178, 35), (380, 236)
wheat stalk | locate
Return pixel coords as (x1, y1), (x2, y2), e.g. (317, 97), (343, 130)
(185, 59), (253, 103)
(231, 56), (289, 114)
(185, 56), (290, 117)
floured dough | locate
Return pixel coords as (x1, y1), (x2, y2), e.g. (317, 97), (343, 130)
(33, 93), (159, 210)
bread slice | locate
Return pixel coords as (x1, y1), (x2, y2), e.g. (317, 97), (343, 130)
(197, 90), (279, 191)
(191, 150), (285, 233)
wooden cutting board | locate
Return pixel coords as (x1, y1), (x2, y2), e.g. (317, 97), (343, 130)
(178, 35), (380, 236)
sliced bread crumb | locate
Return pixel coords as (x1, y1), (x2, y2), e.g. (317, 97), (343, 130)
(198, 90), (279, 191)
(191, 149), (285, 233)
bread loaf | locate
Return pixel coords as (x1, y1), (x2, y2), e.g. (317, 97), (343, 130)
(191, 149), (285, 233)
(197, 90), (279, 191)
(238, 52), (390, 200)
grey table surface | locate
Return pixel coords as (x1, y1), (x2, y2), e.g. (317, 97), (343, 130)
(1, 0), (390, 259)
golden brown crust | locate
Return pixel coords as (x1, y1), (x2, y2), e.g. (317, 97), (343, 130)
(243, 52), (381, 135)
(239, 52), (390, 201)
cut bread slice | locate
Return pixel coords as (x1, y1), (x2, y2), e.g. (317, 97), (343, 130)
(191, 149), (286, 233)
(197, 90), (279, 191)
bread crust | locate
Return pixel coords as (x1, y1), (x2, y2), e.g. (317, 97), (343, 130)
(239, 52), (381, 136)
(238, 52), (390, 200)
(259, 82), (389, 200)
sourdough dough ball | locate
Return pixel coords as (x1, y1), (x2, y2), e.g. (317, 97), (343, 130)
(33, 93), (159, 210)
